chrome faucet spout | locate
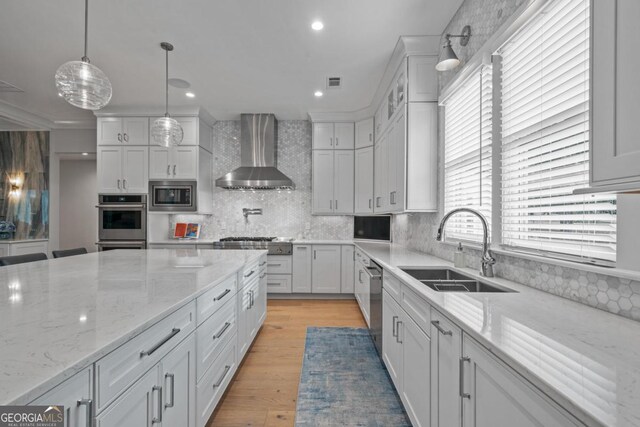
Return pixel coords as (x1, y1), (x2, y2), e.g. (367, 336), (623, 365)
(243, 208), (263, 218)
(436, 208), (495, 277)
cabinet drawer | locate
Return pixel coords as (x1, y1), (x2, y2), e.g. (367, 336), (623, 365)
(196, 297), (236, 382)
(267, 255), (292, 274)
(383, 272), (402, 302)
(197, 274), (237, 325)
(241, 260), (261, 286)
(197, 337), (237, 427)
(95, 301), (196, 414)
(31, 367), (93, 426)
(266, 274), (292, 293)
(401, 285), (431, 337)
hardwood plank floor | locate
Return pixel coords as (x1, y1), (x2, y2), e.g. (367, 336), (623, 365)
(208, 299), (367, 426)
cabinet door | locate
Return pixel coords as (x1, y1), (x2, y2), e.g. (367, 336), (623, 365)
(340, 245), (355, 294)
(122, 117), (149, 145)
(98, 118), (123, 145)
(408, 56), (438, 102)
(355, 147), (374, 214)
(248, 279), (262, 339)
(122, 146), (148, 193)
(462, 337), (579, 427)
(402, 313), (430, 427)
(292, 245), (312, 293)
(255, 272), (267, 329)
(333, 150), (354, 214)
(313, 123), (334, 149)
(311, 245), (341, 293)
(176, 117), (198, 146)
(31, 367), (93, 427)
(312, 150), (335, 214)
(431, 310), (462, 427)
(334, 122), (355, 149)
(382, 290), (403, 391)
(162, 333), (196, 427)
(237, 283), (252, 360)
(374, 133), (389, 212)
(172, 146), (198, 179)
(149, 146), (172, 179)
(355, 118), (374, 149)
(96, 365), (159, 427)
(97, 147), (123, 193)
(389, 110), (406, 212)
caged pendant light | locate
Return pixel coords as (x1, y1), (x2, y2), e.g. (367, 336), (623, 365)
(55, 0), (112, 110)
(151, 42), (183, 147)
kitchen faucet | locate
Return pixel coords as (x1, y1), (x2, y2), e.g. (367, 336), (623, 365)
(436, 208), (496, 278)
(243, 208), (262, 218)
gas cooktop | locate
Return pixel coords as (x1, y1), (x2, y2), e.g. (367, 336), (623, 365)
(213, 237), (293, 254)
(219, 237), (276, 242)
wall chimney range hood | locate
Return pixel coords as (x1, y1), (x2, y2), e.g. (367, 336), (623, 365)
(215, 114), (295, 190)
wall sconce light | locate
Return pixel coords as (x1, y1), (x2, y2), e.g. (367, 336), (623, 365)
(436, 25), (472, 72)
(8, 177), (22, 198)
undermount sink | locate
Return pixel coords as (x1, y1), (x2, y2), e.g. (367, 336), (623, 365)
(400, 268), (517, 293)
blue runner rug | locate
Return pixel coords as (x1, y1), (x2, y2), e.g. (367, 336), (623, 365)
(295, 327), (411, 426)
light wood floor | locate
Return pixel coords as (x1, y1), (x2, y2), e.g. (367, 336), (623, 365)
(208, 299), (367, 426)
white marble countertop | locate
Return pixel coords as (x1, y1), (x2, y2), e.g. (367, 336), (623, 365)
(355, 242), (640, 427)
(148, 239), (216, 245)
(0, 248), (266, 405)
(292, 239), (354, 244)
(0, 238), (49, 244)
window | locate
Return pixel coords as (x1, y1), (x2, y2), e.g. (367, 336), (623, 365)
(443, 66), (492, 243)
(498, 0), (616, 262)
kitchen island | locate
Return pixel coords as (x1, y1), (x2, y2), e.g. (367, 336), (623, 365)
(0, 248), (267, 426)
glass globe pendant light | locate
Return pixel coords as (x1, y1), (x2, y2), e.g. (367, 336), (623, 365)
(55, 0), (112, 110)
(151, 42), (183, 147)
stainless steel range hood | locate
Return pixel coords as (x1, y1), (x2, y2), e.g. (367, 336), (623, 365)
(215, 114), (295, 190)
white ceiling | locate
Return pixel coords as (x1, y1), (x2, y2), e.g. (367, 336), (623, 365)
(0, 0), (462, 123)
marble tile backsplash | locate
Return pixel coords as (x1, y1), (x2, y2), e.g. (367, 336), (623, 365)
(173, 120), (353, 241)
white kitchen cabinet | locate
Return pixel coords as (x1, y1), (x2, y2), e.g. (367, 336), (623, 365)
(161, 333), (196, 427)
(313, 122), (354, 150)
(1, 240), (49, 256)
(266, 274), (292, 293)
(97, 146), (149, 193)
(149, 146), (198, 180)
(407, 56), (438, 102)
(341, 245), (355, 294)
(196, 338), (237, 427)
(236, 278), (253, 360)
(387, 110), (406, 213)
(355, 146), (374, 214)
(382, 290), (403, 390)
(462, 336), (579, 427)
(374, 132), (389, 212)
(149, 117), (198, 146)
(312, 150), (354, 215)
(97, 117), (149, 146)
(311, 245), (341, 293)
(430, 309), (463, 427)
(31, 367), (93, 427)
(401, 312), (431, 427)
(96, 364), (159, 427)
(355, 118), (374, 149)
(292, 245), (312, 293)
(589, 0), (640, 189)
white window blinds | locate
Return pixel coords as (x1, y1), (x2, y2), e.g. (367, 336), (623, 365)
(499, 0), (616, 262)
(443, 66), (492, 243)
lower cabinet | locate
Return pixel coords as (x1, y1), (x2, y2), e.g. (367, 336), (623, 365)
(237, 261), (268, 361)
(311, 245), (342, 293)
(291, 244), (356, 295)
(292, 245), (312, 292)
(355, 259), (371, 325)
(196, 338), (237, 427)
(341, 245), (355, 293)
(0, 240), (49, 257)
(31, 367), (93, 427)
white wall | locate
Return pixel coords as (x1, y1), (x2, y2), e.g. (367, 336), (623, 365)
(49, 129), (96, 254)
(59, 159), (97, 252)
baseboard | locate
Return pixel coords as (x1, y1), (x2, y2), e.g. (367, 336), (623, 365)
(267, 293), (356, 300)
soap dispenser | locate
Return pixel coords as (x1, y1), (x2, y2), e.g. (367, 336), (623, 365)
(454, 242), (465, 268)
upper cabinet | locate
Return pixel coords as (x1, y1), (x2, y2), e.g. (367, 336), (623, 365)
(355, 145), (374, 214)
(589, 0), (640, 191)
(407, 56), (438, 102)
(312, 150), (354, 215)
(98, 117), (149, 145)
(312, 122), (354, 150)
(97, 146), (149, 193)
(355, 118), (374, 149)
(149, 116), (199, 146)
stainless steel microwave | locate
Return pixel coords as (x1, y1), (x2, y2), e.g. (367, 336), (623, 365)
(149, 181), (197, 212)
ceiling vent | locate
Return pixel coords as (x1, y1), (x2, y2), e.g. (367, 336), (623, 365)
(0, 80), (23, 93)
(326, 77), (342, 89)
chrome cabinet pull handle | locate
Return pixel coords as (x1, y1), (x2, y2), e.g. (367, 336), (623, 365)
(76, 398), (92, 427)
(392, 315), (398, 337)
(244, 270), (255, 278)
(396, 320), (403, 343)
(165, 373), (175, 408)
(152, 385), (163, 424)
(259, 273), (267, 279)
(376, 197), (381, 207)
(369, 133), (372, 142)
(173, 165), (176, 175)
(330, 137), (333, 146)
(117, 133), (122, 142)
(167, 165), (171, 176)
(214, 289), (231, 301)
(123, 179), (127, 190)
(358, 270), (363, 283)
(268, 263), (282, 267)
(213, 365), (231, 388)
(259, 261), (267, 266)
(251, 290), (255, 308)
(431, 320), (452, 336)
(117, 179), (121, 190)
(329, 200), (333, 210)
(369, 199), (372, 209)
(460, 357), (471, 399)
(214, 322), (231, 339)
(335, 200), (338, 210)
(140, 328), (181, 357)
(123, 133), (129, 142)
(336, 137), (339, 146)
(314, 250), (317, 260)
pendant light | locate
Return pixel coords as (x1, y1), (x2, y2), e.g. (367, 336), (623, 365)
(55, 0), (112, 110)
(436, 26), (472, 72)
(151, 42), (183, 147)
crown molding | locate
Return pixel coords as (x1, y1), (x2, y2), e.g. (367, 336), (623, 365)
(0, 100), (54, 130)
(94, 106), (217, 127)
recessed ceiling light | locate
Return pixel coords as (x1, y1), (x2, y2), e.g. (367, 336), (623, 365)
(311, 21), (324, 31)
(82, 152), (88, 156)
(185, 92), (195, 98)
(314, 91), (323, 97)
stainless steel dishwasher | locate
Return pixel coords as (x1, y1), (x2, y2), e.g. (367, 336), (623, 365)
(367, 260), (383, 356)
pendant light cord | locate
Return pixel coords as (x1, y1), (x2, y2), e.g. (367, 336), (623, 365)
(165, 47), (169, 117)
(82, 0), (89, 62)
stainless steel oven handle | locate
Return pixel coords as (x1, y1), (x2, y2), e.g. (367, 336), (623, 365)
(96, 204), (147, 208)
